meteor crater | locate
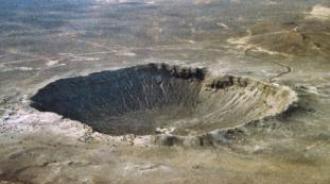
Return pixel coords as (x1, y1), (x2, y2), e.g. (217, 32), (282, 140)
(30, 63), (297, 137)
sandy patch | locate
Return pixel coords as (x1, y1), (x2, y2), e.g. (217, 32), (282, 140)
(306, 5), (330, 20)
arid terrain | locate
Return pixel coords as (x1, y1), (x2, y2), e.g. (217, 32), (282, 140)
(1, 0), (330, 183)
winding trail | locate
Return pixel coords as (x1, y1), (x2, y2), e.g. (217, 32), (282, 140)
(269, 61), (292, 82)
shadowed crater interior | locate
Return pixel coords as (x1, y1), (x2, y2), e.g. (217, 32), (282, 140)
(30, 63), (297, 136)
